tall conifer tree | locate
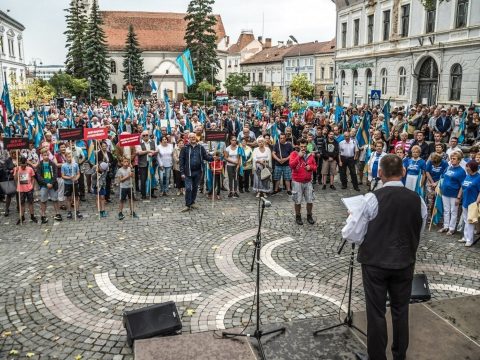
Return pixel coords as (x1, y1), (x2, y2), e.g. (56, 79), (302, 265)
(64, 0), (87, 78)
(122, 25), (145, 96)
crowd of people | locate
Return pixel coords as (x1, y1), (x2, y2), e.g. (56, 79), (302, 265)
(0, 98), (479, 246)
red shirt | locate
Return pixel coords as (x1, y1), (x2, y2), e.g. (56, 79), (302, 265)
(14, 166), (35, 192)
(289, 151), (317, 183)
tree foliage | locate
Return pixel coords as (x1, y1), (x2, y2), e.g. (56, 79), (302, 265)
(251, 85), (267, 99)
(64, 0), (87, 78)
(184, 0), (220, 89)
(290, 74), (314, 100)
(10, 79), (55, 109)
(49, 71), (88, 98)
(122, 25), (145, 96)
(271, 87), (285, 107)
(197, 80), (215, 95)
(224, 73), (249, 97)
(84, 0), (110, 99)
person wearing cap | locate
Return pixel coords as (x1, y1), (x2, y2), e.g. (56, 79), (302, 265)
(434, 108), (452, 141)
(459, 160), (480, 247)
(14, 156), (38, 224)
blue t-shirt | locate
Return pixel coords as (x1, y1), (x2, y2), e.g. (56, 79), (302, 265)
(426, 159), (448, 182)
(405, 158), (426, 176)
(461, 173), (480, 208)
(61, 162), (79, 185)
(441, 165), (466, 198)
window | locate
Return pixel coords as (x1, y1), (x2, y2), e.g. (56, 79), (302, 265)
(450, 64), (462, 101)
(353, 19), (360, 46)
(401, 4), (410, 38)
(0, 36), (4, 54)
(456, 0), (468, 28)
(330, 66), (334, 79)
(234, 59), (238, 66)
(111, 84), (117, 94)
(8, 38), (14, 57)
(110, 60), (116, 74)
(367, 15), (374, 44)
(383, 10), (390, 41)
(321, 67), (325, 80)
(353, 70), (358, 87)
(252, 72), (256, 83)
(247, 73), (251, 82)
(18, 41), (22, 60)
(341, 22), (347, 48)
(426, 7), (436, 33)
(258, 72), (263, 83)
(398, 67), (407, 96)
(310, 58), (313, 66)
(287, 59), (290, 67)
(228, 59), (232, 67)
(381, 68), (388, 94)
(341, 70), (346, 86)
(366, 68), (372, 87)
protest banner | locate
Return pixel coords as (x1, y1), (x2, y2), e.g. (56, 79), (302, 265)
(3, 137), (29, 150)
(119, 133), (141, 147)
(84, 127), (108, 141)
(58, 127), (84, 141)
(205, 130), (226, 142)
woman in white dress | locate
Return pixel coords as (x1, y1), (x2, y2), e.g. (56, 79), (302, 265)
(252, 136), (272, 197)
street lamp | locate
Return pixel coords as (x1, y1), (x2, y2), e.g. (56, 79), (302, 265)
(31, 58), (43, 78)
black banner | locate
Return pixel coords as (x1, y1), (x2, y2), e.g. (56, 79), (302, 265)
(3, 137), (29, 150)
(205, 130), (226, 142)
(58, 127), (84, 141)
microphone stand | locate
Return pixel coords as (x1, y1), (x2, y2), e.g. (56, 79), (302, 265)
(222, 197), (285, 360)
(313, 239), (366, 337)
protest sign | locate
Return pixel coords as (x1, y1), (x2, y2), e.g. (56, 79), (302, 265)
(3, 137), (29, 150)
(84, 127), (108, 141)
(205, 130), (226, 142)
(119, 133), (141, 147)
(58, 127), (84, 141)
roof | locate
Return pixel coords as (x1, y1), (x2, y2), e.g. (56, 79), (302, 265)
(0, 10), (25, 31)
(101, 11), (226, 52)
(284, 39), (336, 57)
(228, 32), (256, 54)
(241, 46), (291, 65)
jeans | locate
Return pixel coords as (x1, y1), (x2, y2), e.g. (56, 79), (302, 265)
(184, 170), (201, 207)
(158, 167), (172, 193)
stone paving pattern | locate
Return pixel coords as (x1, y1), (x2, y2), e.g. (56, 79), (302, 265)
(0, 184), (479, 359)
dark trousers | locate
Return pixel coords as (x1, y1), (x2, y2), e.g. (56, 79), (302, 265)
(314, 155), (322, 183)
(239, 169), (252, 191)
(78, 172), (85, 197)
(139, 166), (148, 197)
(135, 165), (140, 192)
(361, 264), (414, 360)
(208, 173), (221, 195)
(185, 170), (201, 207)
(105, 173), (112, 200)
(340, 156), (359, 188)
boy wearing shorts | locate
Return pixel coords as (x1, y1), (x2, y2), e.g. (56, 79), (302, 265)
(61, 151), (83, 219)
(14, 156), (38, 225)
(36, 150), (62, 223)
(116, 158), (137, 220)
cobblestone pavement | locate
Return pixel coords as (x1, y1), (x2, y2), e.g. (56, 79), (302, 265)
(0, 183), (479, 359)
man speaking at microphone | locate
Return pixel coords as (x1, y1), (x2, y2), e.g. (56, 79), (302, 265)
(342, 154), (426, 360)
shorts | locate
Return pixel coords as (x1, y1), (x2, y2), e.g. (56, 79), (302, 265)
(321, 159), (337, 176)
(357, 161), (366, 173)
(19, 190), (34, 205)
(273, 165), (292, 181)
(120, 187), (132, 201)
(98, 187), (107, 196)
(64, 183), (79, 197)
(40, 187), (58, 202)
(291, 181), (315, 204)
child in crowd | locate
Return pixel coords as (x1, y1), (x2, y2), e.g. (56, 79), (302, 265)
(208, 151), (224, 200)
(36, 149), (62, 223)
(14, 156), (37, 225)
(115, 158), (137, 220)
(61, 151), (83, 219)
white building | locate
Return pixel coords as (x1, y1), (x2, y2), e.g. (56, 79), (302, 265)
(241, 45), (291, 94)
(334, 0), (480, 107)
(101, 11), (227, 100)
(26, 64), (65, 81)
(0, 10), (26, 86)
(226, 30), (265, 76)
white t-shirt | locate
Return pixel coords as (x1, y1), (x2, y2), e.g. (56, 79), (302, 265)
(225, 145), (239, 166)
(156, 143), (174, 168)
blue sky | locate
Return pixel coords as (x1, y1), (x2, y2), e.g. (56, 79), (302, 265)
(2, 0), (336, 65)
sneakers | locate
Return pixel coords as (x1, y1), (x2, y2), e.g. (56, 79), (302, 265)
(190, 204), (199, 209)
(287, 191), (292, 196)
(228, 192), (233, 198)
(233, 192), (239, 198)
(30, 215), (38, 224)
(100, 210), (108, 218)
(132, 212), (139, 218)
(354, 187), (361, 192)
(256, 193), (261, 198)
(307, 214), (315, 225)
(446, 230), (455, 235)
(41, 216), (49, 224)
(458, 238), (467, 243)
(239, 189), (244, 193)
(16, 216), (25, 225)
(438, 228), (448, 233)
(66, 212), (73, 219)
(118, 212), (125, 220)
(54, 214), (63, 221)
(295, 215), (303, 225)
(216, 195), (221, 200)
(180, 206), (191, 213)
(76, 211), (83, 219)
(465, 242), (474, 247)
(330, 185), (336, 190)
(245, 189), (250, 193)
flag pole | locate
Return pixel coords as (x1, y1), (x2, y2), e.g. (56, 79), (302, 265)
(95, 140), (100, 219)
(71, 141), (77, 221)
(429, 192), (436, 232)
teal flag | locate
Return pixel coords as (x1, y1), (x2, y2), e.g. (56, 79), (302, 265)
(1, 79), (13, 116)
(176, 49), (196, 87)
(356, 111), (371, 148)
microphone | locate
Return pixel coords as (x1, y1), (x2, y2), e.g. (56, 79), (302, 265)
(260, 197), (272, 207)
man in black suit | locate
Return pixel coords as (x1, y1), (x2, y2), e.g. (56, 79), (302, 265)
(343, 154), (426, 360)
(225, 115), (241, 138)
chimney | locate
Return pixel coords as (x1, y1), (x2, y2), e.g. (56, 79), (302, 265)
(264, 38), (272, 48)
(278, 40), (284, 47)
(258, 36), (263, 43)
(286, 39), (293, 46)
(226, 36), (230, 47)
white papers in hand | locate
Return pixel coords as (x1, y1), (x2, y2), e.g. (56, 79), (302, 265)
(341, 195), (366, 214)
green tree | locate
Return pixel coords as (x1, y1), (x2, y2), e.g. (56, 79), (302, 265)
(122, 25), (145, 96)
(49, 72), (89, 99)
(184, 0), (220, 90)
(64, 0), (87, 78)
(271, 87), (285, 107)
(84, 0), (110, 99)
(11, 79), (55, 109)
(224, 73), (249, 97)
(251, 84), (267, 99)
(290, 74), (314, 100)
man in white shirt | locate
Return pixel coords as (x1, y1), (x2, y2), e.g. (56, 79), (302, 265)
(342, 154), (426, 360)
(339, 131), (360, 191)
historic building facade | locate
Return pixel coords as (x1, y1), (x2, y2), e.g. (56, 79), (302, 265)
(0, 10), (26, 86)
(334, 0), (480, 107)
(226, 30), (265, 77)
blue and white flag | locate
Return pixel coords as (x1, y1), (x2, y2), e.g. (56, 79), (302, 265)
(149, 79), (158, 93)
(176, 49), (196, 87)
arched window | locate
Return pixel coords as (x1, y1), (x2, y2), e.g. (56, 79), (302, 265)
(366, 68), (372, 87)
(110, 60), (116, 74)
(340, 70), (346, 94)
(353, 70), (358, 87)
(398, 67), (407, 96)
(449, 64), (462, 101)
(111, 84), (117, 94)
(381, 68), (388, 95)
